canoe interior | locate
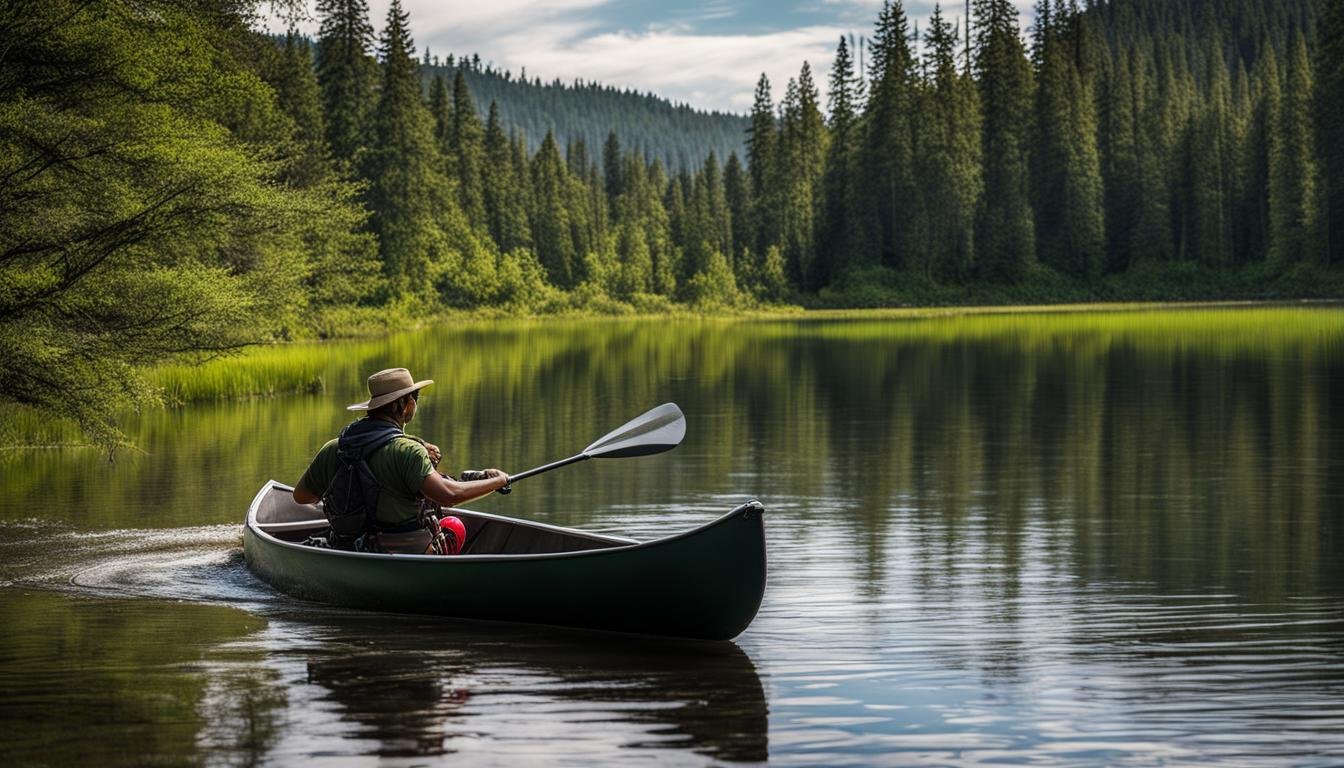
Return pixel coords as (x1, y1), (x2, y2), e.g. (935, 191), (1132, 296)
(253, 483), (637, 556)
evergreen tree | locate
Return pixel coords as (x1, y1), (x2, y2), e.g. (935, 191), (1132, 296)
(482, 102), (530, 252)
(861, 1), (919, 269)
(428, 74), (451, 148)
(263, 31), (382, 315)
(603, 131), (624, 213)
(1183, 46), (1236, 265)
(777, 64), (828, 287)
(1099, 44), (1139, 271)
(1030, 1), (1104, 278)
(531, 131), (577, 286)
(1269, 33), (1321, 263)
(723, 152), (751, 270)
(974, 0), (1036, 281)
(1319, 0), (1344, 266)
(451, 69), (487, 228)
(361, 0), (460, 298)
(270, 30), (331, 187)
(646, 159), (679, 294)
(315, 0), (377, 169)
(818, 35), (861, 286)
(745, 74), (779, 259)
(919, 5), (984, 280)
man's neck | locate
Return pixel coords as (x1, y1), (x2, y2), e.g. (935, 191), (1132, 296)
(367, 414), (404, 430)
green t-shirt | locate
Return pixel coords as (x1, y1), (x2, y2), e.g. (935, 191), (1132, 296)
(297, 432), (434, 529)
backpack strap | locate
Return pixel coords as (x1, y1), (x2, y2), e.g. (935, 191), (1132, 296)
(322, 421), (407, 542)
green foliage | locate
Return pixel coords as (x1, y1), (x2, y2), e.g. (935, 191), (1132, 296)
(4, 0), (1341, 452)
(818, 36), (861, 287)
(974, 0), (1036, 282)
(683, 251), (745, 309)
(315, 0), (377, 170)
(0, 0), (353, 447)
(530, 132), (578, 287)
(451, 70), (488, 229)
(361, 0), (463, 301)
(861, 1), (920, 269)
(1030, 2), (1104, 278)
(1319, 0), (1344, 266)
(917, 6), (983, 282)
(1269, 34), (1323, 263)
(418, 58), (749, 173)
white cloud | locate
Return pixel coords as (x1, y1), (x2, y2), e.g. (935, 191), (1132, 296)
(266, 0), (1038, 113)
(489, 25), (847, 112)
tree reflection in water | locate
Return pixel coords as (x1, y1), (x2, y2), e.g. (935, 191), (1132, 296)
(295, 613), (767, 762)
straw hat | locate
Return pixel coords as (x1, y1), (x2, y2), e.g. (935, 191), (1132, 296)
(347, 368), (434, 411)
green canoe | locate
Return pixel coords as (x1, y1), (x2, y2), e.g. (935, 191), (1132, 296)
(243, 481), (766, 641)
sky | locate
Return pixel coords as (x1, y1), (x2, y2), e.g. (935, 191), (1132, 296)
(270, 0), (1035, 114)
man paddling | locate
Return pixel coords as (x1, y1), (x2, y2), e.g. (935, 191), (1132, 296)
(292, 367), (509, 553)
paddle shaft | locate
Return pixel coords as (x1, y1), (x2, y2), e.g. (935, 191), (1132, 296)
(507, 453), (590, 484)
(493, 403), (685, 490)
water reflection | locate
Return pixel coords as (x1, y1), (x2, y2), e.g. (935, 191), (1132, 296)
(0, 590), (282, 768)
(2, 306), (1343, 764)
(293, 614), (767, 762)
(0, 589), (767, 765)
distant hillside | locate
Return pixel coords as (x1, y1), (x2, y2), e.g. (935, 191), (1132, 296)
(422, 53), (749, 171)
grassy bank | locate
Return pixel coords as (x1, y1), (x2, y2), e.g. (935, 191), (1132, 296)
(4, 300), (1342, 451)
(153, 299), (1344, 405)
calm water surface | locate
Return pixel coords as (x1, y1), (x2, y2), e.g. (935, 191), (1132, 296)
(2, 306), (1343, 766)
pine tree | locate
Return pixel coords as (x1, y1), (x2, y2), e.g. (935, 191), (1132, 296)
(776, 64), (828, 287)
(818, 35), (861, 286)
(482, 102), (530, 253)
(428, 74), (451, 149)
(1100, 44), (1142, 271)
(861, 1), (919, 269)
(1319, 0), (1344, 266)
(263, 31), (382, 312)
(974, 0), (1035, 281)
(723, 152), (751, 270)
(745, 74), (779, 260)
(531, 131), (577, 286)
(361, 0), (459, 298)
(270, 30), (331, 187)
(603, 131), (623, 214)
(1134, 42), (1180, 263)
(451, 69), (487, 229)
(646, 159), (678, 294)
(919, 5), (984, 281)
(1269, 33), (1321, 263)
(1030, 1), (1104, 278)
(1184, 45), (1236, 266)
(315, 0), (377, 170)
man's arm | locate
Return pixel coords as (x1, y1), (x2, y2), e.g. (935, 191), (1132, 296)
(421, 469), (509, 507)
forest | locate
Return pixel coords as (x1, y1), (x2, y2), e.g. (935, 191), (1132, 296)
(1, 0), (1342, 443)
(417, 54), (750, 173)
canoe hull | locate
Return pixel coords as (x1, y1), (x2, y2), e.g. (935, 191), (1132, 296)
(243, 484), (765, 641)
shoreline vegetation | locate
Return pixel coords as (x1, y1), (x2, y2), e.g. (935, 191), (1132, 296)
(3, 0), (1343, 448)
(2, 299), (1341, 452)
(107, 298), (1344, 402)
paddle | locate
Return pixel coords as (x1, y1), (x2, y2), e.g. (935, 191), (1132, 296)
(486, 403), (686, 491)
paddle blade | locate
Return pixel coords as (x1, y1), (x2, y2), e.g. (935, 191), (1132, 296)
(583, 403), (686, 459)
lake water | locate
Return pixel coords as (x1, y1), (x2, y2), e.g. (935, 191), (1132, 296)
(2, 306), (1343, 766)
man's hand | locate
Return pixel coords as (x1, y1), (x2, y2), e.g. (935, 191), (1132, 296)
(423, 442), (442, 467)
(423, 467), (511, 506)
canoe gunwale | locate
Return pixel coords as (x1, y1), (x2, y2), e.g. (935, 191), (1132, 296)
(245, 479), (761, 565)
